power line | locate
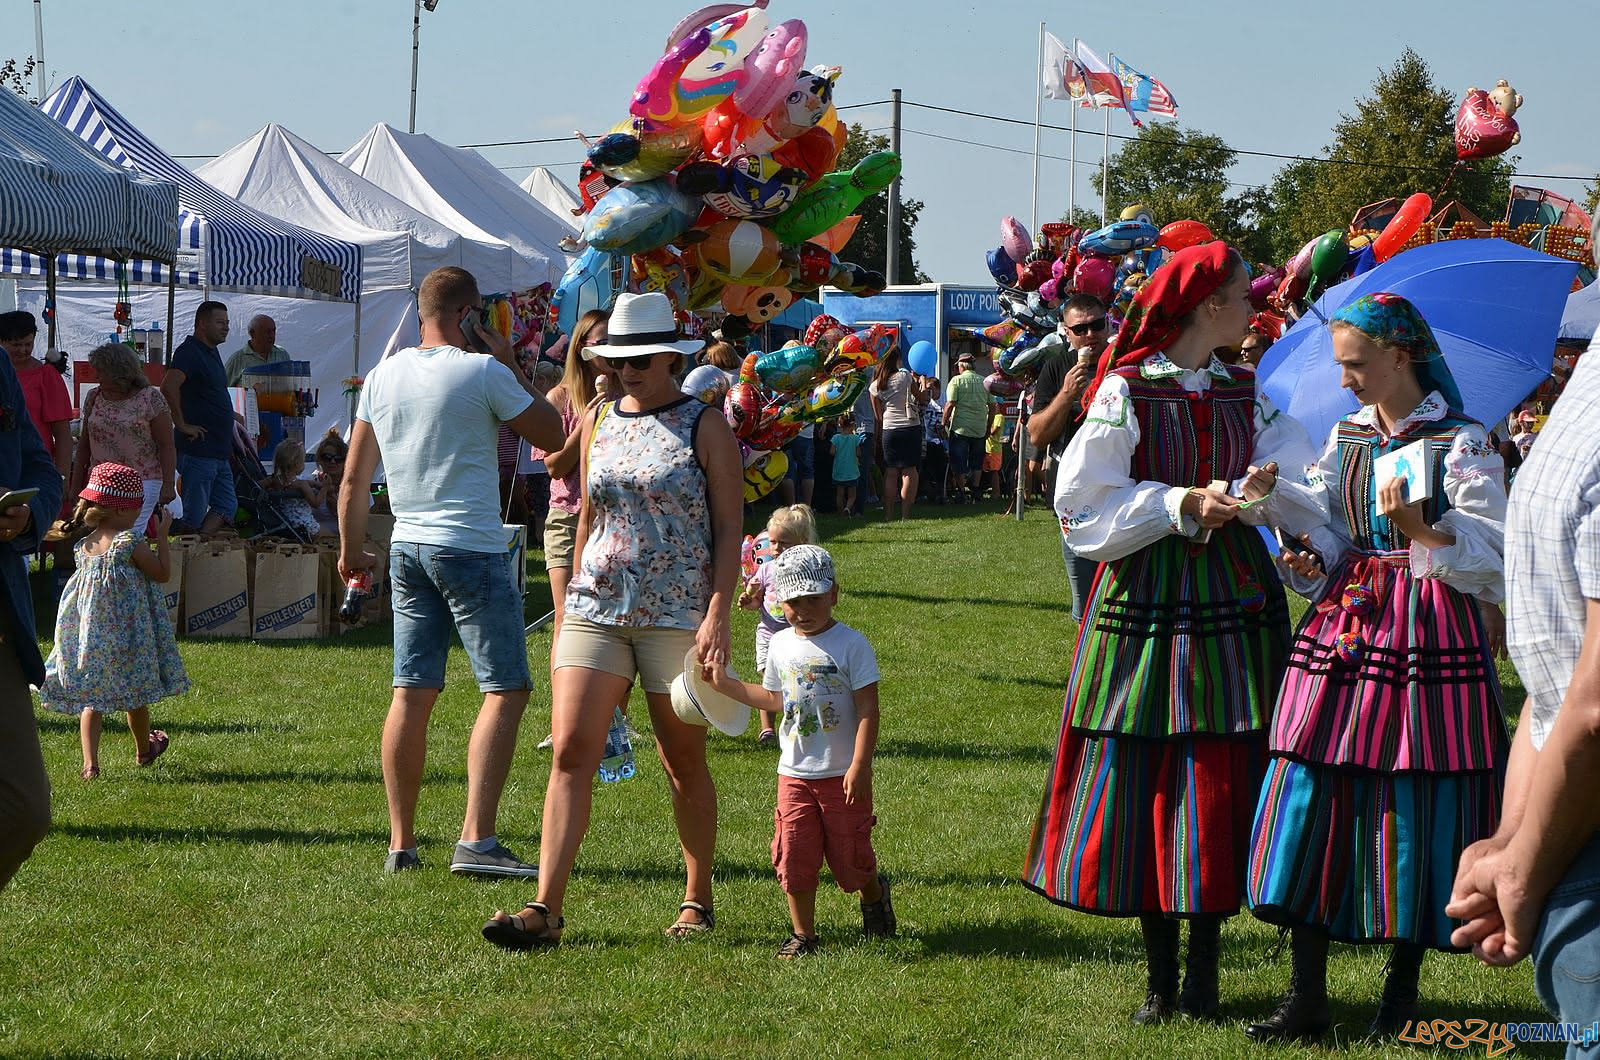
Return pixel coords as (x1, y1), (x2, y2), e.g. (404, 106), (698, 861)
(899, 99), (1592, 185)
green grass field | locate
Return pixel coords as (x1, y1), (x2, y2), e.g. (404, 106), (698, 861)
(0, 504), (1556, 1057)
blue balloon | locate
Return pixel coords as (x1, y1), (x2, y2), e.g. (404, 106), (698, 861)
(1078, 219), (1160, 257)
(553, 247), (628, 336)
(986, 245), (1017, 285)
(907, 340), (937, 377)
(581, 179), (700, 255)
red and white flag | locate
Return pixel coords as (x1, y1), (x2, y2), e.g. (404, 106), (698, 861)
(1071, 40), (1142, 126)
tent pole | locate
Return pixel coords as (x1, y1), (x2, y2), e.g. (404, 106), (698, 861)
(350, 301), (362, 428)
(164, 270), (176, 363)
(44, 255), (56, 352)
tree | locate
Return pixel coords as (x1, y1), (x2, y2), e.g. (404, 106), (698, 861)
(1086, 123), (1273, 262)
(1584, 176), (1600, 221)
(1254, 49), (1512, 260)
(1, 57), (38, 103)
(832, 123), (928, 283)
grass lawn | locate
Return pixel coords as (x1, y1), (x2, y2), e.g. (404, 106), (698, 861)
(0, 502), (1556, 1058)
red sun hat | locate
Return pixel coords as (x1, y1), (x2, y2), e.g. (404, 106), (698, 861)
(80, 463), (145, 510)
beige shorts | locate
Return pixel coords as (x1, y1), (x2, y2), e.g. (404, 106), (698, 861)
(543, 508), (579, 570)
(553, 613), (697, 694)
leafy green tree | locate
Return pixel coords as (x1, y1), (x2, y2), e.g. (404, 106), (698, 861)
(1086, 124), (1273, 262)
(1, 57), (38, 103)
(1254, 48), (1512, 260)
(1584, 176), (1599, 221)
(833, 124), (928, 284)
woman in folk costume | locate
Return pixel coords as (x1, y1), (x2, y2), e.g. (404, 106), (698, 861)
(1244, 293), (1509, 1043)
(1022, 242), (1324, 1024)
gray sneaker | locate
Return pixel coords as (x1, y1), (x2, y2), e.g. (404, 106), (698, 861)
(383, 848), (421, 874)
(450, 841), (539, 879)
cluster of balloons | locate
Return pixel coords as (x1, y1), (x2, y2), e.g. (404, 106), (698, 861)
(550, 2), (901, 341)
(722, 314), (894, 500)
(978, 207), (1220, 384)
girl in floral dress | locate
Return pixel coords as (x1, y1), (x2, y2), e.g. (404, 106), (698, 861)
(42, 463), (188, 778)
(1022, 243), (1324, 1025)
(1245, 294), (1509, 1042)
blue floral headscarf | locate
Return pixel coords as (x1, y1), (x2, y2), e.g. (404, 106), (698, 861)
(1331, 292), (1464, 412)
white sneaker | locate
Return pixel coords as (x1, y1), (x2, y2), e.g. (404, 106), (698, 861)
(537, 733), (554, 749)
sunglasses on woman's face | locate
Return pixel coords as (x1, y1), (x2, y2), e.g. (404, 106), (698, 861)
(1066, 317), (1108, 336)
(611, 352), (662, 370)
(317, 452), (343, 464)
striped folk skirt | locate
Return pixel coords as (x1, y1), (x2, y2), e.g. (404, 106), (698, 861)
(1246, 757), (1503, 949)
(1023, 729), (1267, 917)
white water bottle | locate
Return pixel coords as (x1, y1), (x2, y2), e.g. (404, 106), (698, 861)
(597, 707), (636, 783)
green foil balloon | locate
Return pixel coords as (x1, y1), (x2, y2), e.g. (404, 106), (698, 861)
(1307, 229), (1349, 296)
(767, 151), (902, 245)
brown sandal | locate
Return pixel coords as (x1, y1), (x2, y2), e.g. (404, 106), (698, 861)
(80, 765), (100, 780)
(482, 902), (563, 950)
(665, 901), (715, 938)
(137, 730), (169, 767)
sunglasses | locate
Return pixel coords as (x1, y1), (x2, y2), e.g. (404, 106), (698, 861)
(1066, 317), (1108, 336)
(605, 352), (665, 369)
(317, 452), (343, 464)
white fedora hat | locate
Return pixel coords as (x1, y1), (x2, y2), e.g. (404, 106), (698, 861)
(669, 649), (751, 737)
(583, 291), (705, 361)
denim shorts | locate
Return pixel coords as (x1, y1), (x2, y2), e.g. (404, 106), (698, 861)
(1533, 833), (1600, 1054)
(948, 433), (983, 476)
(390, 542), (530, 692)
(177, 454), (236, 525)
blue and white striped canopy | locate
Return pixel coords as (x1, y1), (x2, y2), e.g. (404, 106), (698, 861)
(1, 77), (360, 302)
(0, 85), (177, 262)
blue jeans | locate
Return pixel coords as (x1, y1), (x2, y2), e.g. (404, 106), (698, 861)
(390, 542), (529, 692)
(1062, 536), (1100, 624)
(177, 454), (236, 526)
(1534, 833), (1600, 1056)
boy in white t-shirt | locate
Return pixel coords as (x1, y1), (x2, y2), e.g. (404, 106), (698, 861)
(708, 544), (895, 957)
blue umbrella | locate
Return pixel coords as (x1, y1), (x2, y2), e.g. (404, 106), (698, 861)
(1256, 239), (1578, 445)
(1559, 281), (1600, 344)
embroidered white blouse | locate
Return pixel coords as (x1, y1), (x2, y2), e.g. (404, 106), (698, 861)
(1295, 391), (1507, 603)
(1053, 353), (1325, 563)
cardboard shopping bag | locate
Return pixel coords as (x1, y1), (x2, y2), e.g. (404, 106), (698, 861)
(156, 538), (193, 635)
(183, 544), (250, 637)
(251, 545), (322, 640)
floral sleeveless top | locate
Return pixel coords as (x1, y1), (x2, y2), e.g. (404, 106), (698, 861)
(567, 396), (712, 630)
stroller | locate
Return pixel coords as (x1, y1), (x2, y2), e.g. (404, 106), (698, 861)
(228, 422), (314, 544)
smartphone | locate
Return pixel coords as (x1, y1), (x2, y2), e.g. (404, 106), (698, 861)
(0, 488), (38, 512)
(460, 308), (493, 354)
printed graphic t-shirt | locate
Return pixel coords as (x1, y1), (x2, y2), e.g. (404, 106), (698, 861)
(762, 621), (880, 780)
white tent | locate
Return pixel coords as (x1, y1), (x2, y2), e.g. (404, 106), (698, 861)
(190, 122), (554, 442)
(340, 125), (573, 282)
(520, 167), (583, 233)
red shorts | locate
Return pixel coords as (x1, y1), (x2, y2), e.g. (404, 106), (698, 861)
(982, 450), (1002, 472)
(772, 774), (878, 895)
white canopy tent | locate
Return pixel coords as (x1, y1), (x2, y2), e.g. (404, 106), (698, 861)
(193, 122), (550, 441)
(520, 167), (583, 233)
(340, 125), (573, 282)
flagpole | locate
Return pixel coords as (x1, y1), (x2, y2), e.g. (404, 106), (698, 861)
(1069, 38), (1078, 224)
(1101, 106), (1111, 226)
(1030, 21), (1043, 234)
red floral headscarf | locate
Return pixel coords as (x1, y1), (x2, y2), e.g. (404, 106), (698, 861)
(1082, 241), (1235, 411)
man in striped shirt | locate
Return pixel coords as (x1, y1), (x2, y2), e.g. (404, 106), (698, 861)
(1448, 327), (1600, 1037)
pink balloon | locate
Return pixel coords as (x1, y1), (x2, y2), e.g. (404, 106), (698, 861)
(1285, 236), (1318, 280)
(1000, 216), (1032, 264)
(1072, 256), (1117, 301)
(731, 20), (808, 120)
(666, 1), (768, 48)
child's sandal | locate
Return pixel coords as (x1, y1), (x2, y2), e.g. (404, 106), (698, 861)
(80, 766), (100, 780)
(482, 902), (563, 950)
(136, 730), (169, 766)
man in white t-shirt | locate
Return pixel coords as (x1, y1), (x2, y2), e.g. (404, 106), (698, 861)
(341, 266), (562, 878)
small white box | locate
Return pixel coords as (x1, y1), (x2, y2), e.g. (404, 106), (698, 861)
(1373, 439), (1433, 504)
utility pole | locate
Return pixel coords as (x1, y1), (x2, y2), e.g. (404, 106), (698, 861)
(408, 0), (422, 133)
(32, 0), (45, 102)
(886, 87), (902, 286)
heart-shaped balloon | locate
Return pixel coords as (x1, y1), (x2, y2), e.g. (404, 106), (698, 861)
(1455, 89), (1519, 161)
(1016, 259), (1053, 293)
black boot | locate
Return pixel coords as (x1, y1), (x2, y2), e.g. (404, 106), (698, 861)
(1246, 928), (1333, 1043)
(1369, 943), (1424, 1038)
(1178, 916), (1222, 1019)
(1132, 915), (1180, 1025)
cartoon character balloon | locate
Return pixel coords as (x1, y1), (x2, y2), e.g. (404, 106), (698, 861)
(1456, 80), (1522, 161)
(767, 151), (901, 244)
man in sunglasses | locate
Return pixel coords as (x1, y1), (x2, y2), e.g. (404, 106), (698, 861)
(1027, 294), (1112, 622)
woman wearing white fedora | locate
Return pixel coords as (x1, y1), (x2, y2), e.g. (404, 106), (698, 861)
(484, 292), (744, 949)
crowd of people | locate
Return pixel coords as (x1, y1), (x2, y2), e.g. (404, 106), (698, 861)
(2, 243), (1598, 1048)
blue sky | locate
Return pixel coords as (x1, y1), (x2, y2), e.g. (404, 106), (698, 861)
(3, 0), (1591, 284)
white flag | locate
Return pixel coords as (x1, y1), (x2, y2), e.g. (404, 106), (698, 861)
(1042, 31), (1076, 101)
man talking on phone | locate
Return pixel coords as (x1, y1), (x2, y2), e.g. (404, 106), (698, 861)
(340, 267), (563, 878)
(0, 347), (66, 890)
